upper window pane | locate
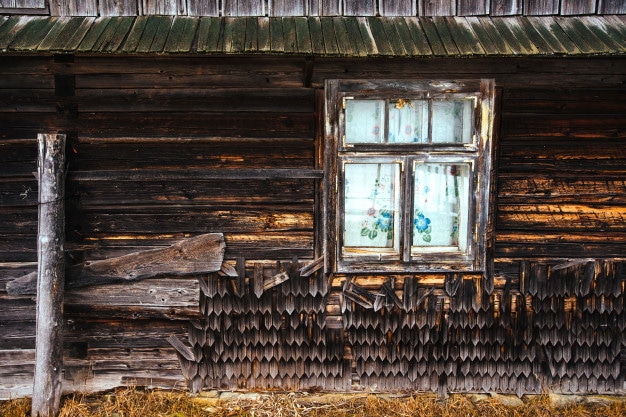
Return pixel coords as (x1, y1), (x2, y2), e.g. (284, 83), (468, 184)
(345, 100), (385, 143)
(343, 162), (400, 253)
(431, 99), (474, 144)
(388, 99), (428, 143)
(412, 162), (470, 253)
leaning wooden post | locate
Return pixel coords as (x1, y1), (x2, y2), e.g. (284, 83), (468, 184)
(32, 133), (66, 417)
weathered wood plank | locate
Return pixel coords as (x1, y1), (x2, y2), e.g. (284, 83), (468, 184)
(402, 17), (433, 55)
(69, 137), (314, 169)
(76, 17), (113, 52)
(223, 0), (262, 16)
(294, 16), (311, 53)
(65, 278), (201, 320)
(380, 0), (414, 16)
(560, 0), (596, 15)
(133, 16), (171, 53)
(493, 16), (540, 55)
(599, 0), (626, 13)
(7, 16), (56, 51)
(243, 16), (258, 52)
(556, 16), (612, 54)
(501, 115), (626, 137)
(352, 17), (378, 56)
(49, 0), (96, 16)
(524, 0), (559, 15)
(499, 177), (626, 203)
(501, 89), (626, 114)
(446, 17), (484, 55)
(257, 17), (270, 51)
(67, 111), (314, 137)
(337, 17), (363, 57)
(579, 16), (626, 53)
(344, 0), (376, 16)
(122, 16), (148, 52)
(332, 17), (354, 56)
(381, 17), (406, 55)
(319, 17), (339, 55)
(69, 180), (314, 210)
(416, 17), (448, 55)
(142, 0), (184, 15)
(522, 16), (579, 54)
(366, 16), (394, 56)
(462, 17), (499, 54)
(188, 0), (218, 16)
(99, 0), (137, 16)
(93, 16), (134, 53)
(282, 17), (297, 53)
(228, 16), (247, 53)
(269, 17), (285, 52)
(495, 236), (626, 258)
(430, 16), (460, 55)
(307, 17), (325, 54)
(271, 0), (306, 16)
(7, 233), (225, 295)
(390, 17), (420, 56)
(36, 16), (71, 51)
(420, 0), (455, 16)
(497, 204), (626, 230)
(44, 17), (93, 51)
(457, 0), (488, 15)
(205, 17), (224, 52)
(32, 133), (66, 417)
(69, 168), (321, 181)
(491, 0), (522, 15)
(64, 319), (187, 349)
(0, 16), (23, 49)
(163, 17), (198, 53)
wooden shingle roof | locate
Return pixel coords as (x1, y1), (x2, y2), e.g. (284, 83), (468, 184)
(0, 15), (624, 56)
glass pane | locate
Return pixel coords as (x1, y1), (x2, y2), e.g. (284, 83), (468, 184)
(343, 163), (400, 249)
(388, 99), (428, 143)
(412, 163), (470, 252)
(431, 99), (474, 144)
(345, 100), (385, 144)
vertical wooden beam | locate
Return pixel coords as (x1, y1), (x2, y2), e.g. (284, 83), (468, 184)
(32, 133), (66, 417)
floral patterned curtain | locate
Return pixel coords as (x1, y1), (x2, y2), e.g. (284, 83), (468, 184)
(343, 163), (400, 250)
(412, 163), (470, 252)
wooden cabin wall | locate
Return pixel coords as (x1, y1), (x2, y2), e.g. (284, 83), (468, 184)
(0, 54), (625, 397)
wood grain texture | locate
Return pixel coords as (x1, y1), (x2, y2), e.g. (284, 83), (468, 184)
(31, 133), (66, 417)
(7, 233), (225, 295)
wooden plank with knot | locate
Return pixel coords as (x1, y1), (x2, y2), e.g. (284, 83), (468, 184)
(7, 233), (225, 295)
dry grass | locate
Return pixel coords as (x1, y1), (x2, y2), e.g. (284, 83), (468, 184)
(1, 388), (625, 417)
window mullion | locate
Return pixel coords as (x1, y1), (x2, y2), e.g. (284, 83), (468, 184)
(402, 156), (414, 263)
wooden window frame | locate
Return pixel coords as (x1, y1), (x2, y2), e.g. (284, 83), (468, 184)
(324, 79), (496, 273)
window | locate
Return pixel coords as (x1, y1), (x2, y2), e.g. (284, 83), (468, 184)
(324, 79), (495, 273)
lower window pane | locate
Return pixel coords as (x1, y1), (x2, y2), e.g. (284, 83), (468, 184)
(412, 163), (470, 252)
(343, 163), (399, 250)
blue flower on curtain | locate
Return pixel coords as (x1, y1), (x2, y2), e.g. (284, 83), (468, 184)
(413, 210), (432, 242)
(361, 208), (393, 241)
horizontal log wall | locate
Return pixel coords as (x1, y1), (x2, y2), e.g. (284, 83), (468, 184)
(1, 54), (625, 397)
